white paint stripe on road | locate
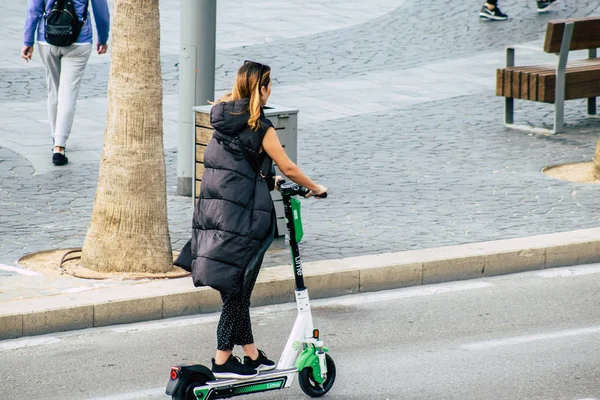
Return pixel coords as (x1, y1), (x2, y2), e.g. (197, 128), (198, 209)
(109, 313), (222, 333)
(0, 264), (41, 276)
(463, 326), (600, 351)
(535, 264), (600, 279)
(62, 286), (95, 293)
(105, 281), (494, 333)
(86, 387), (164, 400)
(0, 310), (268, 350)
(60, 284), (117, 294)
(0, 336), (61, 351)
(320, 281), (494, 307)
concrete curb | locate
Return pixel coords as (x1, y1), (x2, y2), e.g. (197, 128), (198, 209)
(2, 227), (600, 340)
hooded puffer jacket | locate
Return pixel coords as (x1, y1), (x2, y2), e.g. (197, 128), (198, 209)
(191, 99), (276, 295)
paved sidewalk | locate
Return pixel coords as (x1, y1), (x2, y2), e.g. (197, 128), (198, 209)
(1, 0), (600, 338)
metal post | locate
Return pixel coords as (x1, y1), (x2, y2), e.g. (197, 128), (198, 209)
(588, 48), (597, 116)
(504, 48), (515, 125)
(177, 0), (217, 196)
(589, 97), (598, 116)
(553, 22), (574, 134)
(506, 47), (515, 68)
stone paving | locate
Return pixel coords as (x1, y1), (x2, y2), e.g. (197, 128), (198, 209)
(1, 0), (600, 285)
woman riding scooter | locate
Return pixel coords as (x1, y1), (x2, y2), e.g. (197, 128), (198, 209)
(190, 61), (327, 379)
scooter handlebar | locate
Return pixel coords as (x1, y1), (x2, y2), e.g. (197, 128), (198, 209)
(277, 180), (327, 199)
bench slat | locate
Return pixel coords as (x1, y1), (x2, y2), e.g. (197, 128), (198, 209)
(565, 69), (600, 101)
(496, 69), (504, 97)
(521, 71), (530, 101)
(537, 68), (600, 103)
(544, 16), (600, 53)
(497, 58), (600, 103)
(502, 59), (600, 75)
(529, 73), (538, 102)
(504, 68), (512, 98)
(512, 70), (522, 99)
(538, 74), (553, 103)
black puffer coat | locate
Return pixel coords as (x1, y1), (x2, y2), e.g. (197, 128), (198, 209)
(191, 99), (276, 295)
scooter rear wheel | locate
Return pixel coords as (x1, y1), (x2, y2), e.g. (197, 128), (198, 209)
(298, 354), (336, 397)
(172, 380), (204, 400)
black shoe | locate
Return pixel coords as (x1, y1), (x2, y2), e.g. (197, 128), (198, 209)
(479, 5), (508, 21)
(52, 152), (68, 166)
(537, 0), (558, 12)
(212, 355), (258, 379)
(244, 349), (276, 372)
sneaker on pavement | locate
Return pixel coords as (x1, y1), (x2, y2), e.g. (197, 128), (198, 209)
(479, 5), (508, 21)
(537, 0), (558, 12)
(52, 152), (68, 166)
(244, 349), (276, 372)
(212, 355), (258, 379)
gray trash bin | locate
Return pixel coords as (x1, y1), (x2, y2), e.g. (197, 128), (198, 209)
(192, 103), (299, 250)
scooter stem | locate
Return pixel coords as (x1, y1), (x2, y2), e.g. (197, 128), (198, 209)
(281, 191), (306, 290)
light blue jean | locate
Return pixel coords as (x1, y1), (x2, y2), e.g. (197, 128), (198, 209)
(38, 43), (92, 148)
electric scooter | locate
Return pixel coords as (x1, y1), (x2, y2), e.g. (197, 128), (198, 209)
(166, 181), (335, 399)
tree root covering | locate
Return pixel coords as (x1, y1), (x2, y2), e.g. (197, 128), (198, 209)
(542, 161), (600, 184)
(17, 249), (190, 280)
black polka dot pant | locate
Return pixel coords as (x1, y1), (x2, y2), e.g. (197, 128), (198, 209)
(217, 260), (262, 351)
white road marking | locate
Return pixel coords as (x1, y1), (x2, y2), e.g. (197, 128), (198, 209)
(109, 313), (222, 333)
(61, 284), (117, 294)
(77, 281), (496, 335)
(0, 264), (41, 276)
(61, 286), (95, 293)
(106, 281), (494, 332)
(86, 387), (165, 400)
(463, 326), (600, 350)
(535, 264), (600, 279)
(0, 336), (61, 351)
(323, 281), (494, 307)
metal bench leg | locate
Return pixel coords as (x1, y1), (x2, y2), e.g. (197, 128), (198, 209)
(553, 98), (565, 134)
(504, 95), (558, 135)
(504, 97), (514, 125)
(551, 22), (574, 134)
(504, 49), (515, 125)
(588, 97), (597, 117)
(504, 43), (572, 135)
(587, 49), (598, 118)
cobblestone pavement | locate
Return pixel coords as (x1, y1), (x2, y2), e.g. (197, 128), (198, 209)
(4, 0), (600, 103)
(1, 0), (600, 278)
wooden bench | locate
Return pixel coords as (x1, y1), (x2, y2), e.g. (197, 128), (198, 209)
(496, 16), (600, 134)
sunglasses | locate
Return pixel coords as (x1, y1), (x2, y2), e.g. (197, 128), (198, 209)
(244, 60), (268, 89)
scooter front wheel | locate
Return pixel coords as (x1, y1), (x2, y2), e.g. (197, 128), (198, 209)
(172, 380), (204, 400)
(298, 354), (336, 397)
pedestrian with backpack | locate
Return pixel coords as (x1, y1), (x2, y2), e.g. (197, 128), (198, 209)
(22, 0), (110, 166)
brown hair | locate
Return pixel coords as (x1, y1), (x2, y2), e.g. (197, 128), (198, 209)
(216, 61), (271, 131)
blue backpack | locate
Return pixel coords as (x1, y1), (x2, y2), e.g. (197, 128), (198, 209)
(43, 0), (89, 46)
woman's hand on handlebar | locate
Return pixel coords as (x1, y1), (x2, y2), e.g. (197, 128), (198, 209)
(306, 184), (327, 199)
(274, 176), (285, 190)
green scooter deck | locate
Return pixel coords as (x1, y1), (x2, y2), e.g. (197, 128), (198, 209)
(195, 368), (297, 399)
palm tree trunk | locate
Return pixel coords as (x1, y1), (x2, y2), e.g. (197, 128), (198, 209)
(81, 0), (172, 273)
(594, 138), (600, 180)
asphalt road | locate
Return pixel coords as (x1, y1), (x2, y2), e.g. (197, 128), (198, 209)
(1, 264), (600, 400)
